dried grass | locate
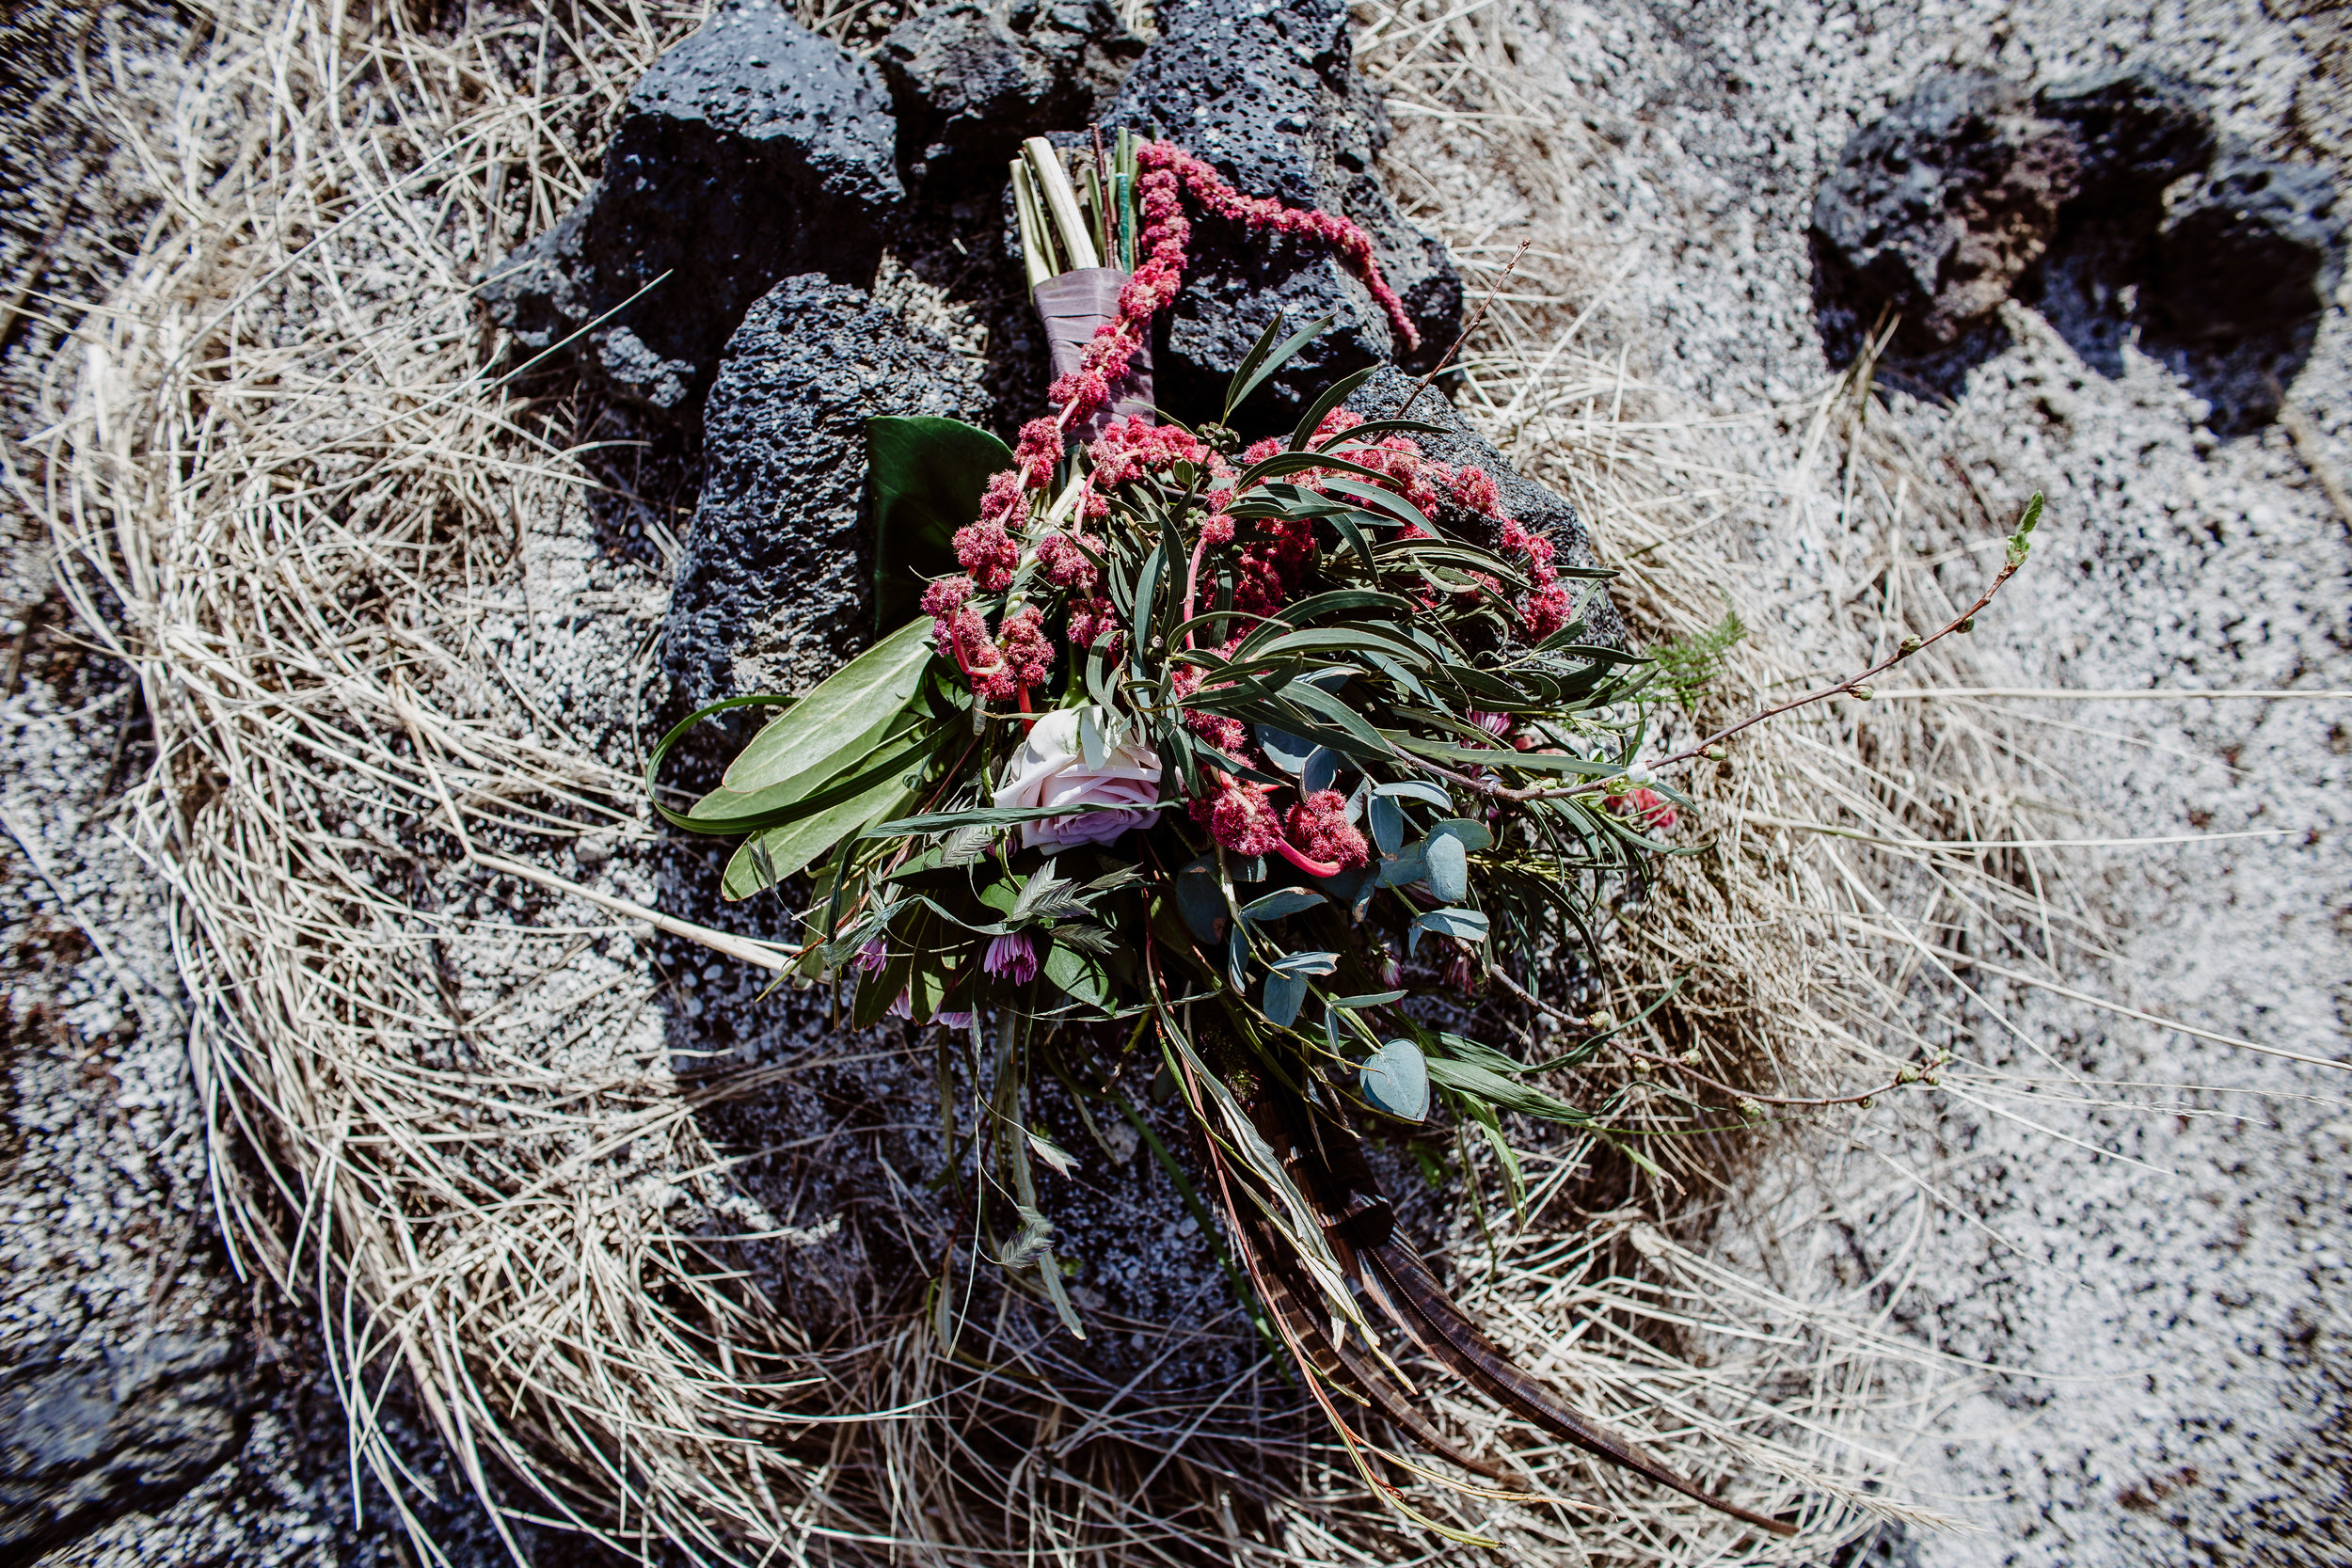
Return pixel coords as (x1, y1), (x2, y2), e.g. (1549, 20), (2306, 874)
(20, 0), (2124, 1562)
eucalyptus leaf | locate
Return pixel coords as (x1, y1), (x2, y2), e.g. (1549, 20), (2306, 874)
(1374, 779), (1454, 808)
(1175, 855), (1229, 944)
(1254, 725), (1318, 774)
(1300, 747), (1339, 797)
(1359, 1039), (1431, 1122)
(1369, 795), (1405, 855)
(1267, 950), (1339, 976)
(1422, 832), (1469, 902)
(1263, 970), (1308, 1027)
(1238, 888), (1326, 922)
(1407, 906), (1489, 955)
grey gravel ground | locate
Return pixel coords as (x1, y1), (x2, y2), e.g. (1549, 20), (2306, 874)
(1486, 0), (2352, 1561)
(4, 0), (2348, 1565)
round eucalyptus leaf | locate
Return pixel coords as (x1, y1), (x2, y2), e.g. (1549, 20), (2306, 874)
(1255, 726), (1317, 774)
(1423, 832), (1469, 902)
(1359, 1039), (1431, 1122)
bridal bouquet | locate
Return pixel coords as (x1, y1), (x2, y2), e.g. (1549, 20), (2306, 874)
(650, 133), (2038, 1542)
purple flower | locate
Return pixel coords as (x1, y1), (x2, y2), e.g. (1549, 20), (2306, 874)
(934, 1010), (976, 1030)
(857, 937), (887, 974)
(886, 989), (913, 1021)
(983, 932), (1040, 984)
(1374, 943), (1403, 990)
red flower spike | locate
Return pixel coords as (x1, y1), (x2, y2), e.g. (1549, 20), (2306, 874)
(1285, 790), (1369, 870)
(953, 516), (1019, 592)
(1191, 774), (1284, 857)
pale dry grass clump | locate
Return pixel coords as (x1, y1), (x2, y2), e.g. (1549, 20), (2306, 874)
(22, 0), (2109, 1562)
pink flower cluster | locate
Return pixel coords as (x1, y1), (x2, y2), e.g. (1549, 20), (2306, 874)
(921, 578), (1051, 703)
(1148, 144), (1420, 355)
(1309, 410), (1577, 641)
(1048, 141), (1421, 432)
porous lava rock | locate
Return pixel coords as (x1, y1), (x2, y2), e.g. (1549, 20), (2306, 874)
(1342, 366), (1624, 645)
(2148, 152), (2347, 340)
(2033, 69), (2215, 218)
(1812, 70), (2080, 348)
(0, 1336), (246, 1558)
(878, 0), (1142, 194)
(481, 0), (901, 416)
(664, 276), (987, 705)
(1106, 0), (1462, 420)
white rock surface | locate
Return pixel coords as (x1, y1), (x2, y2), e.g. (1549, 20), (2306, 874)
(1477, 0), (2351, 1560)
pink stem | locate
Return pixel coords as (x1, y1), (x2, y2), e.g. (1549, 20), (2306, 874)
(1182, 533), (1210, 647)
(1272, 838), (1342, 879)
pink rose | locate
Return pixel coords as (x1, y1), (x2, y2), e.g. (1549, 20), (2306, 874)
(993, 706), (1163, 851)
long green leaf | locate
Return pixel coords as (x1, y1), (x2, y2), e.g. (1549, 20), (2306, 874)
(1224, 311), (1333, 423)
(1289, 365), (1382, 451)
(867, 417), (1014, 632)
(723, 779), (916, 900)
(717, 616), (935, 794)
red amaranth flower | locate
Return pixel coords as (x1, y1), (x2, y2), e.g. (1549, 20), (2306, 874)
(953, 516), (1019, 593)
(1285, 790), (1369, 870)
(1049, 142), (1420, 432)
(1522, 583), (1574, 641)
(997, 606), (1054, 695)
(1014, 418), (1065, 487)
(1141, 143), (1420, 353)
(1451, 465), (1502, 517)
(1035, 531), (1099, 590)
(923, 576), (1002, 681)
(1191, 774), (1284, 856)
(1170, 665), (1253, 757)
(1065, 595), (1120, 656)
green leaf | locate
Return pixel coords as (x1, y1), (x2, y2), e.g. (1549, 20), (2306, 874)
(2006, 489), (2044, 571)
(1360, 1039), (1431, 1122)
(1262, 970), (1309, 1027)
(1427, 1056), (1589, 1124)
(867, 417), (1014, 632)
(1423, 832), (1468, 902)
(1043, 941), (1111, 1011)
(1375, 780), (1454, 808)
(1313, 474), (1432, 533)
(718, 617), (935, 795)
(1239, 888), (1326, 922)
(688, 726), (941, 835)
(1290, 366), (1382, 452)
(1311, 419), (1448, 451)
(1225, 311), (1334, 423)
(1408, 906), (1488, 955)
(723, 776), (917, 901)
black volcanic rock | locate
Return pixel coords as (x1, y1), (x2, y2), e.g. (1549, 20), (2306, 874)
(664, 276), (988, 705)
(879, 0), (1142, 194)
(0, 1336), (246, 1558)
(2148, 151), (2346, 340)
(1105, 0), (1461, 422)
(2034, 69), (2215, 216)
(1812, 70), (2080, 348)
(481, 0), (901, 416)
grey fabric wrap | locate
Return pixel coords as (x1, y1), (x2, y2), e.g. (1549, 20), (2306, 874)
(1031, 267), (1154, 436)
